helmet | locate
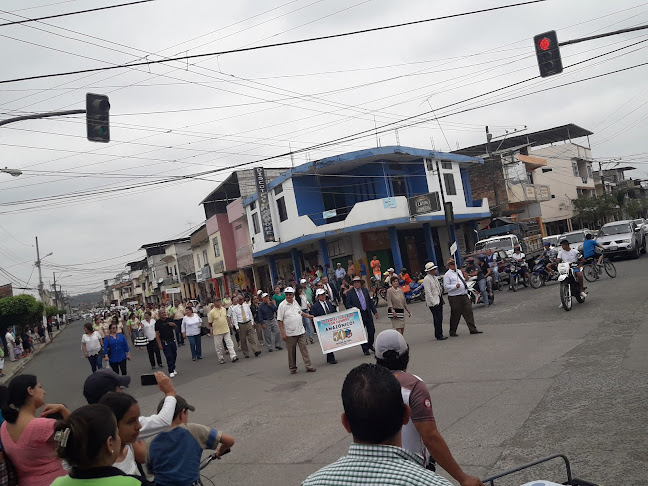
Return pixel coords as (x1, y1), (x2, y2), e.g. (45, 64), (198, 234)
(466, 257), (474, 263)
(514, 245), (521, 250)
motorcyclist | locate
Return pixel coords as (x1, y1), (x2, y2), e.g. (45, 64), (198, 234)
(541, 241), (558, 276)
(485, 249), (499, 286)
(582, 233), (604, 266)
(510, 245), (530, 281)
(383, 268), (396, 287)
(557, 238), (587, 299)
(399, 268), (413, 286)
(464, 257), (489, 305)
(478, 256), (494, 301)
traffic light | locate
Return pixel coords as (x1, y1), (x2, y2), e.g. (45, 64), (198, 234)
(86, 93), (110, 142)
(533, 30), (563, 78)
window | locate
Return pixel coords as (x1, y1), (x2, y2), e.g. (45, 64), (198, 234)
(526, 172), (534, 184)
(277, 197), (288, 221)
(572, 160), (579, 177)
(392, 176), (407, 197)
(202, 249), (208, 264)
(249, 201), (256, 210)
(213, 238), (220, 258)
(274, 183), (283, 195)
(441, 162), (452, 170)
(196, 255), (201, 269)
(586, 164), (593, 179)
(252, 212), (260, 234)
(443, 173), (457, 195)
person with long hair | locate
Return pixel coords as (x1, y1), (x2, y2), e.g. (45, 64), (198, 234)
(104, 319), (130, 376)
(0, 374), (70, 486)
(51, 404), (141, 485)
(386, 276), (411, 335)
(81, 323), (104, 373)
(181, 306), (203, 361)
(141, 312), (163, 370)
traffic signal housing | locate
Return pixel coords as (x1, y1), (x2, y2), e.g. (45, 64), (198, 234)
(533, 30), (563, 78)
(86, 93), (110, 142)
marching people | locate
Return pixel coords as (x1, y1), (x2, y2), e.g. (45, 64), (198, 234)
(386, 276), (411, 335)
(297, 286), (314, 344)
(301, 279), (313, 304)
(230, 295), (261, 358)
(320, 276), (339, 309)
(423, 262), (447, 340)
(208, 297), (238, 364)
(259, 293), (282, 352)
(251, 295), (265, 345)
(81, 323), (104, 373)
(155, 307), (178, 377)
(104, 319), (131, 376)
(344, 276), (378, 356)
(310, 289), (337, 365)
(181, 306), (203, 361)
(169, 300), (185, 347)
(443, 259), (483, 337)
(126, 312), (141, 347)
(142, 311), (163, 370)
(271, 286), (285, 308)
(4, 329), (15, 362)
(277, 287), (316, 374)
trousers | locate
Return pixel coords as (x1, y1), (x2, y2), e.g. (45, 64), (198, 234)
(187, 334), (202, 359)
(87, 354), (102, 373)
(428, 304), (444, 339)
(477, 279), (489, 305)
(238, 322), (259, 357)
(173, 319), (184, 344)
(110, 359), (127, 375)
(263, 319), (282, 350)
(285, 333), (313, 372)
(161, 340), (177, 374)
(213, 332), (237, 361)
(359, 310), (376, 353)
(146, 340), (163, 367)
(448, 294), (477, 333)
(302, 316), (313, 340)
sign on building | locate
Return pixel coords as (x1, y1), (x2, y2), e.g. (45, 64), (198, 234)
(407, 192), (441, 216)
(254, 167), (275, 242)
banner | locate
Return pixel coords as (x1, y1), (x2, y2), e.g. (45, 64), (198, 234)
(314, 307), (367, 354)
(254, 167), (275, 242)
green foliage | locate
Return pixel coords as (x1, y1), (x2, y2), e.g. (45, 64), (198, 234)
(572, 194), (619, 227)
(625, 198), (643, 219)
(0, 295), (44, 333)
(45, 305), (60, 318)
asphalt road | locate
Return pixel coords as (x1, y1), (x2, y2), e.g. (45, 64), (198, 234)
(20, 257), (648, 485)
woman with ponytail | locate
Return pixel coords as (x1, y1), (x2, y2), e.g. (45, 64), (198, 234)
(0, 374), (69, 486)
(51, 404), (140, 485)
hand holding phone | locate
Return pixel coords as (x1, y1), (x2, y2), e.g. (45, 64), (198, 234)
(140, 374), (158, 386)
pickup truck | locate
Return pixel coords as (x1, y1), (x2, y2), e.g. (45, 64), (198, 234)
(475, 222), (544, 263)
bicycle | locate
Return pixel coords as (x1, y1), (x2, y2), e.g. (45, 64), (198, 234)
(198, 449), (230, 486)
(582, 256), (616, 282)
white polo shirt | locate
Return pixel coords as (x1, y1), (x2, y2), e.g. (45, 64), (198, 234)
(277, 299), (305, 337)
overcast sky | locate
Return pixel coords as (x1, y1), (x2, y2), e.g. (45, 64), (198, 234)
(1, 0), (647, 297)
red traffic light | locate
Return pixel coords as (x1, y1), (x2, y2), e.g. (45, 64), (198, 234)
(538, 37), (551, 51)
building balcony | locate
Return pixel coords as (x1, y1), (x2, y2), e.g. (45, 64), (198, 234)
(507, 183), (552, 203)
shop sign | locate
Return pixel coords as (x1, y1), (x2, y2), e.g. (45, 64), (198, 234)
(408, 192), (441, 216)
(254, 167), (275, 242)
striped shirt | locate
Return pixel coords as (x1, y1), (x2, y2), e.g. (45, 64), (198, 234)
(301, 443), (452, 486)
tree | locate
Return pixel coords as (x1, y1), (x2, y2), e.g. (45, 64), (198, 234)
(45, 305), (59, 318)
(572, 194), (619, 227)
(0, 295), (44, 334)
(625, 198), (643, 219)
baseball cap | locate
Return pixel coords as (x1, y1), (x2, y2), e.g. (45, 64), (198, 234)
(315, 288), (326, 296)
(300, 279), (307, 284)
(83, 369), (132, 404)
(256, 289), (263, 295)
(157, 394), (195, 416)
(261, 292), (269, 298)
(375, 329), (409, 359)
(284, 286), (295, 293)
(543, 241), (551, 246)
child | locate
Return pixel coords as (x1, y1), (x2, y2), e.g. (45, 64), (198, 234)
(144, 396), (234, 486)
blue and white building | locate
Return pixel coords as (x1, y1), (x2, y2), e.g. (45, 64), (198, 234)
(243, 146), (489, 285)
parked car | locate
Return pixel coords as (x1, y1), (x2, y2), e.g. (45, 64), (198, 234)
(542, 235), (560, 249)
(558, 229), (596, 251)
(597, 220), (646, 259)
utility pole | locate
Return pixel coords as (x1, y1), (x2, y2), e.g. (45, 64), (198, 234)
(486, 126), (501, 216)
(52, 272), (59, 310)
(35, 237), (51, 341)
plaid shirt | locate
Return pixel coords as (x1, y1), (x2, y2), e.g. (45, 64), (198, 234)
(302, 443), (452, 486)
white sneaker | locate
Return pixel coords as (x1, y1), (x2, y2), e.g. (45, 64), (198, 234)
(169, 372), (176, 377)
(580, 292), (587, 299)
(558, 303), (563, 308)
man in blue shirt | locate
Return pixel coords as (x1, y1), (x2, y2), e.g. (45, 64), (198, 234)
(582, 234), (603, 266)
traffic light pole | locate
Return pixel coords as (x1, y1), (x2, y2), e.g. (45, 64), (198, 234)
(0, 109), (85, 127)
(559, 24), (648, 47)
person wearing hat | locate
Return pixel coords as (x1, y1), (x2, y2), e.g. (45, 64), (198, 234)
(374, 330), (484, 486)
(423, 262), (447, 340)
(383, 268), (396, 286)
(229, 295), (261, 359)
(311, 288), (339, 364)
(208, 297), (238, 364)
(442, 259), (482, 337)
(277, 287), (316, 374)
(300, 278), (313, 304)
(334, 262), (346, 288)
(259, 292), (283, 351)
(144, 395), (236, 486)
(345, 276), (379, 355)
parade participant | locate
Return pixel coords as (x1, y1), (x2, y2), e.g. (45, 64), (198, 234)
(423, 262), (446, 341)
(277, 287), (316, 374)
(170, 300), (185, 347)
(92, 318), (105, 339)
(229, 296), (260, 358)
(271, 286), (285, 307)
(126, 312), (141, 347)
(4, 329), (15, 362)
(155, 307), (178, 377)
(104, 320), (130, 376)
(142, 312), (163, 370)
(208, 297), (238, 364)
(297, 287), (314, 344)
(344, 277), (378, 356)
(374, 331), (484, 486)
(251, 295), (265, 345)
(51, 404), (140, 486)
(443, 259), (482, 337)
(1, 374), (70, 486)
(310, 289), (337, 365)
(98, 393), (144, 477)
(325, 264), (337, 291)
(259, 293), (282, 352)
(320, 276), (339, 308)
(301, 279), (313, 304)
(82, 323), (104, 373)
(386, 276), (411, 335)
(181, 306), (203, 361)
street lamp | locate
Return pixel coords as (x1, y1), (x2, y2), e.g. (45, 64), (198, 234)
(1, 167), (22, 177)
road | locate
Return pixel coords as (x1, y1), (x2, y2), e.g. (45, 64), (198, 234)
(21, 257), (648, 485)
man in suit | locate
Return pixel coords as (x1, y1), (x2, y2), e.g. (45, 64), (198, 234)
(345, 276), (378, 355)
(310, 289), (338, 364)
(423, 261), (447, 341)
(320, 276), (339, 307)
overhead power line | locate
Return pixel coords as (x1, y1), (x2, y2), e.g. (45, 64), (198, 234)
(0, 0), (548, 85)
(0, 0), (157, 27)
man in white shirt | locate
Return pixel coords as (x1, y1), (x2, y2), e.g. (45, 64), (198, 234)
(442, 259), (482, 337)
(277, 287), (316, 374)
(423, 262), (446, 341)
(229, 295), (260, 359)
(557, 239), (587, 298)
(334, 263), (346, 287)
(510, 245), (530, 281)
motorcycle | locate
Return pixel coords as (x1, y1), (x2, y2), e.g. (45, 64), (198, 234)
(530, 258), (559, 289)
(370, 276), (388, 307)
(504, 259), (529, 292)
(466, 276), (494, 305)
(403, 280), (425, 304)
(557, 262), (586, 311)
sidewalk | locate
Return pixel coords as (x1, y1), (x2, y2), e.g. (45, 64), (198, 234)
(1, 324), (68, 384)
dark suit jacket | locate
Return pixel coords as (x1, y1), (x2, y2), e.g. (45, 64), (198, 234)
(345, 287), (377, 316)
(323, 283), (339, 305)
(311, 299), (336, 318)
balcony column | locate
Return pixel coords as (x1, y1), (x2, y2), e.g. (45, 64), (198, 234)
(318, 238), (330, 267)
(448, 224), (462, 267)
(388, 226), (404, 273)
(291, 248), (302, 282)
(423, 223), (438, 265)
(268, 256), (278, 288)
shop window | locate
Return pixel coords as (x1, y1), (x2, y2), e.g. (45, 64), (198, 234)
(252, 212), (260, 234)
(443, 173), (457, 195)
(277, 197), (288, 221)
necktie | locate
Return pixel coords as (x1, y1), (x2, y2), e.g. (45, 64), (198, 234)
(241, 305), (247, 322)
(325, 301), (330, 314)
(357, 289), (367, 310)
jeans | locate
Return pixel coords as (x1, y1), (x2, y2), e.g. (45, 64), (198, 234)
(477, 279), (489, 304)
(161, 340), (177, 374)
(87, 354), (102, 372)
(110, 359), (127, 375)
(263, 319), (282, 350)
(187, 334), (202, 360)
(490, 264), (499, 283)
(302, 316), (313, 340)
(146, 340), (163, 367)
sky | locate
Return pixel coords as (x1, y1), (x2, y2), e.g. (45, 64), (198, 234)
(1, 0), (648, 297)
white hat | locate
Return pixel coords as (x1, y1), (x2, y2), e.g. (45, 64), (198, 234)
(300, 279), (307, 284)
(336, 262), (342, 266)
(387, 268), (395, 272)
(257, 289), (263, 295)
(424, 262), (438, 272)
(375, 329), (408, 359)
(315, 288), (327, 296)
(261, 292), (269, 298)
(284, 286), (295, 293)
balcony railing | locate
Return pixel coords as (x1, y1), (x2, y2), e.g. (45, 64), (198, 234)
(507, 183), (552, 203)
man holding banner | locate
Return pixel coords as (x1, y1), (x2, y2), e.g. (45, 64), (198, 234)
(311, 289), (338, 365)
(277, 287), (317, 374)
(344, 276), (378, 355)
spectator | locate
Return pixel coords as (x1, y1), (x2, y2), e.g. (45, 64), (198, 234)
(301, 363), (451, 486)
(104, 320), (130, 376)
(334, 263), (346, 288)
(374, 330), (483, 486)
(81, 323), (104, 373)
(143, 396), (235, 486)
(208, 298), (238, 364)
(277, 287), (316, 374)
(181, 306), (203, 361)
(370, 256), (382, 281)
(0, 346), (4, 378)
(259, 293), (282, 352)
(51, 404), (140, 486)
(347, 259), (356, 278)
(83, 370), (176, 439)
(0, 374), (70, 486)
(325, 264), (337, 291)
(4, 330), (15, 362)
(271, 286), (285, 308)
